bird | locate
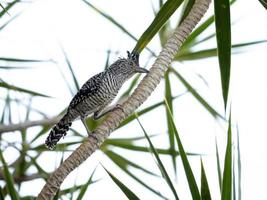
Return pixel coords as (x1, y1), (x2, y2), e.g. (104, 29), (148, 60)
(45, 51), (149, 149)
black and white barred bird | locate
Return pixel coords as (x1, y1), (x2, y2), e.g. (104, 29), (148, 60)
(45, 51), (149, 149)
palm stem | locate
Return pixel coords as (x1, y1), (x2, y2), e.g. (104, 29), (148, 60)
(37, 0), (211, 199)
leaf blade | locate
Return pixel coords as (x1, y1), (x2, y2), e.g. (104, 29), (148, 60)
(135, 114), (179, 200)
(171, 68), (223, 119)
(0, 80), (50, 97)
(102, 166), (140, 200)
(164, 99), (200, 200)
(0, 150), (20, 200)
(59, 44), (80, 92)
(201, 159), (211, 200)
(215, 137), (222, 191)
(82, 0), (155, 55)
(133, 0), (184, 53)
(214, 0), (231, 109)
(76, 168), (97, 200)
(221, 114), (232, 200)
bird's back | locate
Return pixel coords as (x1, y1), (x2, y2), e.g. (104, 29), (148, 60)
(66, 70), (122, 122)
(45, 53), (143, 149)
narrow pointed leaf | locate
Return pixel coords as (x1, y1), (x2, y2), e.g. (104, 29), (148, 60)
(194, 33), (216, 46)
(106, 138), (199, 156)
(76, 168), (97, 200)
(221, 114), (232, 200)
(82, 0), (155, 55)
(28, 155), (49, 180)
(214, 0), (231, 109)
(181, 0), (236, 49)
(133, 0), (184, 53)
(0, 66), (33, 70)
(56, 62), (75, 96)
(0, 150), (20, 200)
(135, 115), (179, 200)
(233, 150), (236, 200)
(175, 48), (217, 60)
(0, 80), (50, 97)
(82, 1), (136, 43)
(177, 40), (267, 61)
(165, 99), (200, 200)
(171, 68), (223, 119)
(119, 93), (186, 128)
(181, 16), (214, 48)
(230, 40), (267, 48)
(259, 0), (267, 9)
(164, 71), (176, 175)
(0, 3), (5, 11)
(106, 135), (157, 143)
(215, 138), (222, 191)
(105, 152), (168, 200)
(59, 179), (99, 197)
(0, 57), (53, 63)
(105, 150), (159, 177)
(103, 166), (140, 200)
(201, 159), (211, 200)
(0, 12), (22, 31)
(59, 44), (80, 92)
(0, 0), (19, 18)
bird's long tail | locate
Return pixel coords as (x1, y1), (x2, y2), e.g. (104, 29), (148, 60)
(45, 114), (72, 150)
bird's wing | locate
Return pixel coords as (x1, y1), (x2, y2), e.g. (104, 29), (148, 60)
(69, 72), (104, 108)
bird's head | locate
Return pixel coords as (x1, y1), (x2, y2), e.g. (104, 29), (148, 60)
(126, 51), (149, 74)
(109, 51), (149, 79)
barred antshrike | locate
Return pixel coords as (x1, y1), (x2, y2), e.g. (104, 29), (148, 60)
(45, 51), (149, 149)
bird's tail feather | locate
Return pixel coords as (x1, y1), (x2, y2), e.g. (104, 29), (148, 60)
(45, 114), (72, 150)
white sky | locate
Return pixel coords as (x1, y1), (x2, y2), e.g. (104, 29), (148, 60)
(0, 0), (267, 199)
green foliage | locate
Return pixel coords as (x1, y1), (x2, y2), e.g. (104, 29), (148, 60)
(165, 100), (200, 200)
(133, 0), (184, 53)
(136, 114), (179, 200)
(0, 80), (50, 97)
(221, 114), (232, 200)
(259, 0), (267, 9)
(215, 138), (222, 191)
(214, 0), (231, 109)
(0, 150), (20, 200)
(201, 159), (211, 200)
(76, 168), (96, 200)
(103, 166), (141, 200)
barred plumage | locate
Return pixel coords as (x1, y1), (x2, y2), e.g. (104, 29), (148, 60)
(45, 51), (149, 149)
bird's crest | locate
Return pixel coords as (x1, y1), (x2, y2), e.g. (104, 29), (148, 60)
(127, 51), (139, 66)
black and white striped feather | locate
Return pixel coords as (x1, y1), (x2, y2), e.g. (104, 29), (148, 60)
(45, 51), (147, 149)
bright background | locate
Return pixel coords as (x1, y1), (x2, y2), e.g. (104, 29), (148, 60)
(0, 0), (267, 199)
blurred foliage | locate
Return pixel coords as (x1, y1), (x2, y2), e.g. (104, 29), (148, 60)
(258, 0), (267, 9)
(0, 0), (265, 199)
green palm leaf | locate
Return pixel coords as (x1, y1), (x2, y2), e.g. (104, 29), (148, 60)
(214, 0), (231, 109)
(103, 166), (141, 200)
(221, 114), (232, 200)
(135, 114), (179, 200)
(165, 99), (200, 200)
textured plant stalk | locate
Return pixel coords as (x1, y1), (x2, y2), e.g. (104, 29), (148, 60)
(0, 116), (60, 134)
(37, 0), (211, 199)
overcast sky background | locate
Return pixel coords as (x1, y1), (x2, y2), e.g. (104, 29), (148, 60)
(0, 0), (267, 199)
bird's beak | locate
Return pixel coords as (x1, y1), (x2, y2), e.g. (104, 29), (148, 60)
(135, 67), (149, 74)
